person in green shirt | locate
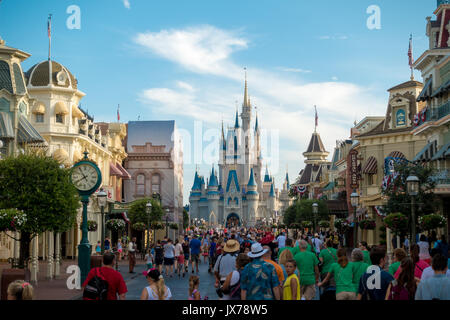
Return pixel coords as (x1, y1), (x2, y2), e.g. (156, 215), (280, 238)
(350, 248), (369, 293)
(293, 240), (319, 300)
(318, 239), (338, 300)
(359, 241), (372, 265)
(277, 238), (300, 260)
(388, 248), (407, 276)
(318, 248), (356, 300)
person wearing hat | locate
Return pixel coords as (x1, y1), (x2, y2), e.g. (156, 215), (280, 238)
(214, 239), (240, 295)
(241, 242), (281, 300)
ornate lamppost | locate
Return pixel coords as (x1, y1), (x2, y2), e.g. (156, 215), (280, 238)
(97, 188), (107, 254)
(146, 201), (152, 251)
(312, 202), (319, 233)
(351, 190), (360, 248)
(406, 175), (420, 246)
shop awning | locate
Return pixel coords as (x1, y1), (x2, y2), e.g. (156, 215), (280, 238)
(323, 182), (335, 191)
(431, 79), (450, 98)
(109, 162), (122, 176)
(116, 162), (131, 179)
(431, 142), (450, 161)
(417, 77), (433, 102)
(327, 200), (348, 218)
(413, 141), (435, 162)
(0, 111), (14, 139)
(17, 115), (46, 145)
(32, 103), (45, 114)
(362, 156), (378, 174)
(54, 102), (69, 115)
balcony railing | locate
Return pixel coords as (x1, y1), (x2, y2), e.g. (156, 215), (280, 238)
(426, 101), (450, 122)
(431, 169), (450, 185)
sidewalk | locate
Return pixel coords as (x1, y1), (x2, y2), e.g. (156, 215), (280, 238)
(0, 257), (147, 300)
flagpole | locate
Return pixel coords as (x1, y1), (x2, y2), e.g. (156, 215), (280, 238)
(409, 34), (414, 81)
(48, 14), (52, 61)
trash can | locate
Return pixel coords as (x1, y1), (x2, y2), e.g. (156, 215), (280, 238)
(1, 269), (31, 300)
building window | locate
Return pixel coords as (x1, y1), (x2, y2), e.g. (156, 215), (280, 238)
(136, 174), (145, 196)
(367, 174), (377, 186)
(56, 114), (64, 123)
(35, 114), (44, 123)
(395, 109), (406, 127)
(152, 174), (160, 194)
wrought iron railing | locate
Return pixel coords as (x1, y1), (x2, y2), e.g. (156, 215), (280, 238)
(426, 101), (450, 122)
(431, 169), (450, 185)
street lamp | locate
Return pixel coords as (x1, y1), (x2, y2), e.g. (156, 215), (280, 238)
(146, 201), (152, 251)
(407, 175), (420, 246)
(165, 208), (170, 238)
(351, 191), (360, 248)
(312, 203), (319, 233)
(97, 188), (107, 254)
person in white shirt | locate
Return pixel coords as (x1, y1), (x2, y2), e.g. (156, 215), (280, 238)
(128, 237), (137, 273)
(312, 234), (323, 255)
(421, 248), (450, 280)
(174, 238), (184, 277)
(276, 232), (287, 250)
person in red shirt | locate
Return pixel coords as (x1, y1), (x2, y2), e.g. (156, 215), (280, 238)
(82, 252), (128, 300)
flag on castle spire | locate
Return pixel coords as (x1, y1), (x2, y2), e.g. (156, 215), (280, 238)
(408, 34), (414, 80)
(314, 105), (318, 132)
(117, 104), (120, 122)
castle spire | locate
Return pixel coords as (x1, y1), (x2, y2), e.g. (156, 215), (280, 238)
(234, 101), (240, 128)
(243, 67), (249, 108)
(255, 107), (259, 132)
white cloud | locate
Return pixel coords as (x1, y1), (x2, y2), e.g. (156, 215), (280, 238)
(176, 81), (195, 92)
(123, 0), (130, 9)
(276, 67), (312, 73)
(133, 25), (385, 199)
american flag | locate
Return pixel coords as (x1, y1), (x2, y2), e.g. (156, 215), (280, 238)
(47, 14), (52, 39)
(117, 104), (120, 122)
(408, 34), (414, 68)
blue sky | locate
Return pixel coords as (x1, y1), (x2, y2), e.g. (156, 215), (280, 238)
(0, 0), (437, 204)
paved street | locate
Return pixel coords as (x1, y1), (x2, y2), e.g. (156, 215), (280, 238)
(125, 258), (219, 300)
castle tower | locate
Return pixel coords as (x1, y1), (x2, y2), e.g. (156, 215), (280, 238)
(246, 167), (259, 227)
(268, 181), (276, 219)
(189, 170), (202, 220)
(207, 166), (220, 226)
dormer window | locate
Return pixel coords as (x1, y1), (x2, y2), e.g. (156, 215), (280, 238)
(56, 114), (64, 123)
(395, 109), (406, 127)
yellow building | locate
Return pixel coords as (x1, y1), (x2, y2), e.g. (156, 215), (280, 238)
(356, 80), (427, 246)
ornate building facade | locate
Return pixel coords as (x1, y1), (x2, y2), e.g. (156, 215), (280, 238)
(189, 79), (291, 227)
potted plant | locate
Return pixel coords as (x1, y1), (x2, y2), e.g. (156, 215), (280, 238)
(132, 222), (147, 232)
(169, 223), (179, 230)
(106, 219), (126, 231)
(301, 221), (313, 229)
(419, 214), (446, 231)
(0, 208), (26, 232)
(290, 222), (301, 230)
(334, 218), (349, 233)
(383, 213), (408, 235)
(359, 219), (376, 230)
(319, 220), (330, 229)
(79, 220), (98, 232)
(151, 221), (165, 230)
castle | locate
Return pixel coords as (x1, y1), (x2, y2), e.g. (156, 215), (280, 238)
(189, 77), (292, 227)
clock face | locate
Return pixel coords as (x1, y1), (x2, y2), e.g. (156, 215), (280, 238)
(71, 163), (99, 191)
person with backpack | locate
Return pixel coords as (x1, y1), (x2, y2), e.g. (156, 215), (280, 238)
(214, 239), (239, 297)
(415, 254), (450, 300)
(385, 258), (417, 300)
(82, 252), (127, 300)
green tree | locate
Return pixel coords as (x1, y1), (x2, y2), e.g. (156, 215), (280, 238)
(294, 199), (329, 223)
(183, 209), (189, 230)
(383, 163), (437, 220)
(283, 204), (297, 227)
(128, 198), (163, 227)
(0, 153), (81, 268)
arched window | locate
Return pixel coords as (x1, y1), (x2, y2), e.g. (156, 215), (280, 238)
(396, 109), (406, 127)
(136, 174), (145, 196)
(0, 61), (13, 93)
(151, 174), (161, 194)
(234, 197), (239, 205)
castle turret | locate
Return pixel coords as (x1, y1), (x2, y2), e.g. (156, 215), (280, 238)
(207, 166), (220, 226)
(189, 170), (202, 220)
(246, 167), (259, 227)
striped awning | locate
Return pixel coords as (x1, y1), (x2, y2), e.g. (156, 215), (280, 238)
(362, 156), (377, 174)
(17, 115), (46, 145)
(116, 162), (131, 179)
(110, 163), (123, 176)
(417, 77), (432, 102)
(0, 111), (14, 139)
(387, 151), (406, 160)
(413, 141), (435, 162)
(432, 142), (450, 161)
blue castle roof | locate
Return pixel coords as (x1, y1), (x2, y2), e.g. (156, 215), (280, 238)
(208, 166), (219, 187)
(191, 171), (201, 190)
(264, 167), (271, 183)
(234, 110), (239, 128)
(286, 172), (290, 190)
(226, 170), (240, 193)
(269, 182), (275, 197)
(248, 167), (256, 186)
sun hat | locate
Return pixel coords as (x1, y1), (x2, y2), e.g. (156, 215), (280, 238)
(223, 239), (240, 253)
(247, 242), (268, 258)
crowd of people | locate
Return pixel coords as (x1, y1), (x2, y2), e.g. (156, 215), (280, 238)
(7, 227), (449, 301)
(79, 227), (449, 301)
